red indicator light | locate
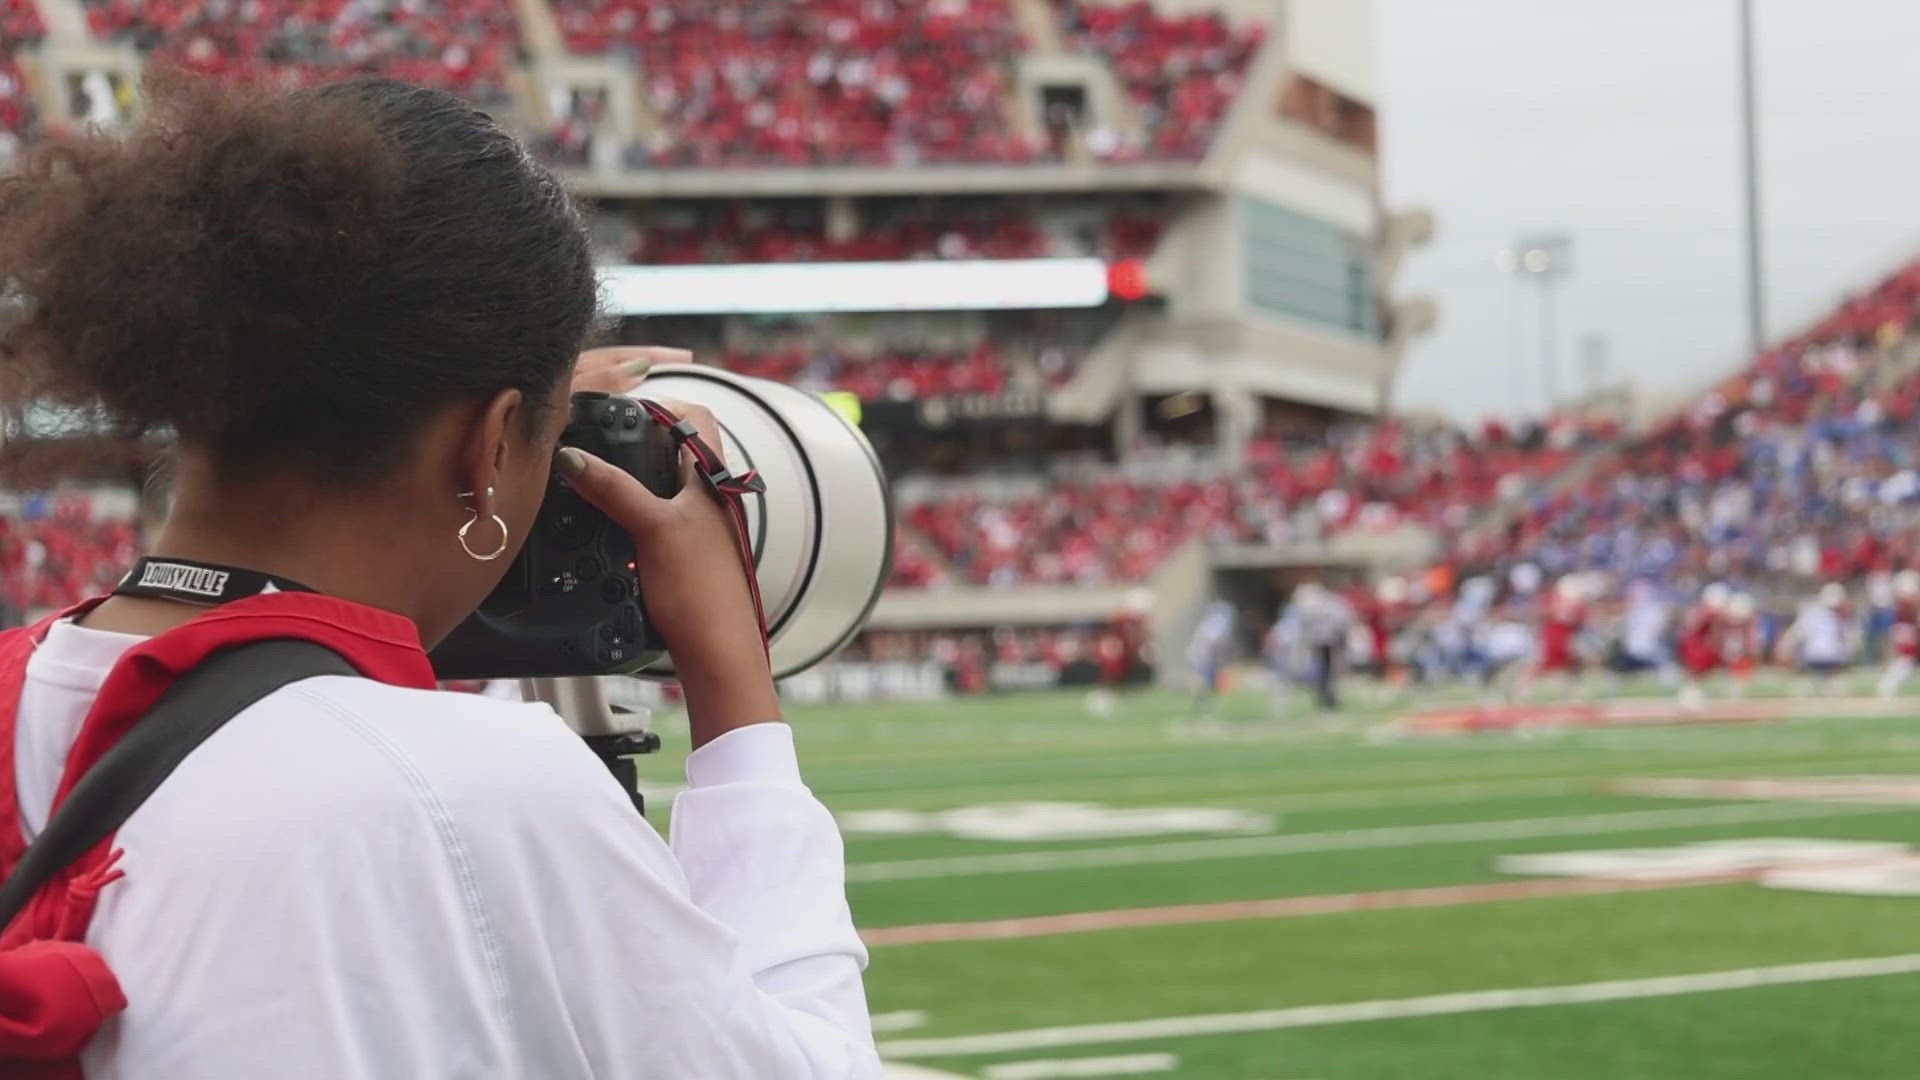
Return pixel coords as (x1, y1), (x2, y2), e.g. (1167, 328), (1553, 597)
(1108, 259), (1149, 302)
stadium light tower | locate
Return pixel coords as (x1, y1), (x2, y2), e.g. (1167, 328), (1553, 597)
(1737, 0), (1768, 358)
(1497, 234), (1574, 412)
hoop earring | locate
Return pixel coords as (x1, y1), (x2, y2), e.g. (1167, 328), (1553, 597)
(457, 488), (509, 562)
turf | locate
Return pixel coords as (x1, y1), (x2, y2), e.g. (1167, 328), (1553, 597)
(629, 686), (1920, 1078)
(921, 973), (1920, 1079)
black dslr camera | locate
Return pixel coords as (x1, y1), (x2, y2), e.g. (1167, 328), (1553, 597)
(430, 392), (682, 680)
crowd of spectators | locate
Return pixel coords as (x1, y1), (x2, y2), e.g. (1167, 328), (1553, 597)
(885, 412), (1608, 591)
(10, 0), (1271, 171)
(902, 468), (1243, 588)
(725, 338), (1077, 401)
(1, 0), (43, 164)
(1053, 0), (1263, 161)
(0, 492), (142, 625)
(625, 200), (1049, 265)
(1234, 415), (1602, 542)
(879, 265), (1920, 595)
(1459, 263), (1920, 603)
(618, 197), (1166, 265)
(553, 0), (1034, 168)
(81, 0), (520, 105)
(884, 527), (949, 589)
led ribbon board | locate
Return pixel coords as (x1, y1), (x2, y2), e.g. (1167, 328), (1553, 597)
(599, 258), (1113, 316)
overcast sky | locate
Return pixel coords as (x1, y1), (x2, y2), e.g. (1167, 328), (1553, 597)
(1379, 0), (1920, 422)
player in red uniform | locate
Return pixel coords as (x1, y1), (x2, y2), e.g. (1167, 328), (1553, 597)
(1363, 577), (1410, 703)
(1879, 570), (1920, 699)
(1531, 576), (1588, 700)
(1719, 592), (1763, 698)
(1678, 583), (1731, 709)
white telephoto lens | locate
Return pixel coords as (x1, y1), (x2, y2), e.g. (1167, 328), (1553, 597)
(627, 364), (893, 680)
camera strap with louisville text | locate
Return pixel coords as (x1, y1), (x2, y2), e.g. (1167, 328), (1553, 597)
(113, 557), (319, 606)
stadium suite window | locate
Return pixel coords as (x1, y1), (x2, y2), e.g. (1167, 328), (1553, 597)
(1239, 196), (1377, 338)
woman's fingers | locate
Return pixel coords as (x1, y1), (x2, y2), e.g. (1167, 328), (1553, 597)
(556, 399), (725, 534)
(571, 346), (692, 396)
(556, 447), (670, 534)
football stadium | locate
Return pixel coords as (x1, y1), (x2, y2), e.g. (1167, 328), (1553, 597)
(8, 1), (1920, 1077)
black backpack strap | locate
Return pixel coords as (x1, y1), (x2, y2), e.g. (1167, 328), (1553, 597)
(0, 639), (354, 931)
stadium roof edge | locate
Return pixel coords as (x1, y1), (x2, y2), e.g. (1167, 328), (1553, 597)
(559, 162), (1209, 200)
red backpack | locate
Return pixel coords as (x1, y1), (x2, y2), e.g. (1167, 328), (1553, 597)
(0, 593), (437, 1078)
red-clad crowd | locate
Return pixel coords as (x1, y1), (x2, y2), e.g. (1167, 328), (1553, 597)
(886, 414), (1605, 592)
(14, 0), (1268, 169)
(80, 0), (519, 102)
(1238, 416), (1601, 538)
(0, 494), (142, 621)
(904, 474), (1242, 588)
(884, 527), (948, 589)
(1053, 0), (1263, 160)
(725, 340), (1078, 401)
(1, 0), (43, 154)
(619, 197), (1165, 265)
(625, 201), (1049, 265)
(556, 0), (1033, 168)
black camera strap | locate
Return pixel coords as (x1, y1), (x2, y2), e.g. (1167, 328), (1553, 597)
(0, 640), (354, 933)
(113, 557), (318, 607)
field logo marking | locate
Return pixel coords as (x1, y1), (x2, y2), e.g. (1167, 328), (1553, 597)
(847, 802), (1889, 883)
(879, 954), (1920, 1060)
(1495, 837), (1914, 883)
(981, 1052), (1178, 1079)
(1612, 776), (1920, 804)
(1764, 858), (1920, 897)
(841, 802), (1274, 844)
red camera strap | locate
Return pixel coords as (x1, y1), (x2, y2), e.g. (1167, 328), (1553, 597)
(635, 400), (771, 657)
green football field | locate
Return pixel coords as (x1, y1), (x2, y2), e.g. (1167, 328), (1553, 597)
(635, 687), (1920, 1079)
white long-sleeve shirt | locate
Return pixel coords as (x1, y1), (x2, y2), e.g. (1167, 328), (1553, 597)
(13, 618), (880, 1079)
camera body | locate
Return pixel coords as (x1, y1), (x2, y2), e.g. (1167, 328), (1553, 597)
(430, 392), (682, 680)
(429, 365), (893, 684)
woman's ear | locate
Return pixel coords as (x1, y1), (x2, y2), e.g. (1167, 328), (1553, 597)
(458, 387), (525, 518)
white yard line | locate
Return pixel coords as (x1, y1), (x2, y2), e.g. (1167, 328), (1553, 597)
(847, 802), (1889, 883)
(880, 954), (1920, 1060)
(981, 1052), (1178, 1079)
(871, 1011), (933, 1034)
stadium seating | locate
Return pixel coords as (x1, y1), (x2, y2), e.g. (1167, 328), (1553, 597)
(903, 470), (1243, 587)
(81, 0), (520, 104)
(1053, 0), (1263, 161)
(723, 340), (1076, 401)
(620, 197), (1166, 265)
(555, 0), (1036, 168)
(624, 201), (1049, 265)
(1466, 262), (1920, 593)
(0, 0), (43, 155)
(0, 493), (142, 619)
(884, 528), (950, 589)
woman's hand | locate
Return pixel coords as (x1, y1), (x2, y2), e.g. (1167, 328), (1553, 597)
(570, 346), (687, 397)
(556, 357), (781, 747)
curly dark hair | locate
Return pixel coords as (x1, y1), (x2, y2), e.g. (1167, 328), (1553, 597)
(0, 76), (600, 483)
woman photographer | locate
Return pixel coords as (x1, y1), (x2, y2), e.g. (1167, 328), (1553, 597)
(0, 78), (880, 1078)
